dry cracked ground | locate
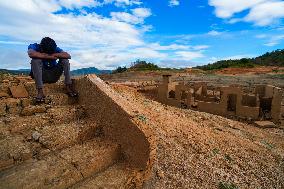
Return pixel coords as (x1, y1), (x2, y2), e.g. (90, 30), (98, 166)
(112, 84), (284, 189)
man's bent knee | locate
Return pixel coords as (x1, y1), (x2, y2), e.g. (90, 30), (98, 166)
(60, 59), (69, 64)
(31, 59), (43, 65)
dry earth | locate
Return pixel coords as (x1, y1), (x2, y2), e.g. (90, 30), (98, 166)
(112, 84), (284, 189)
(1, 71), (284, 189)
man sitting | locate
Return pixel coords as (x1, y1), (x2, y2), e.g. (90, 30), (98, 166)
(28, 37), (78, 102)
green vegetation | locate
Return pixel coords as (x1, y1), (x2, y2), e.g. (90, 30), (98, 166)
(137, 114), (147, 123)
(0, 69), (30, 75)
(260, 140), (275, 150)
(0, 72), (5, 82)
(224, 154), (233, 162)
(112, 66), (127, 74)
(196, 49), (284, 71)
(129, 59), (160, 71)
(212, 148), (220, 155)
(218, 182), (239, 189)
(112, 59), (177, 74)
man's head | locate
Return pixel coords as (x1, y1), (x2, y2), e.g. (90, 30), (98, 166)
(40, 37), (57, 54)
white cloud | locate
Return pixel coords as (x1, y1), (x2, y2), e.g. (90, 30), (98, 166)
(209, 0), (265, 18)
(110, 8), (151, 24)
(206, 54), (255, 64)
(207, 30), (223, 36)
(169, 0), (180, 7)
(132, 8), (151, 18)
(111, 12), (141, 24)
(149, 43), (190, 51)
(255, 32), (284, 46)
(0, 0), (210, 70)
(209, 0), (284, 26)
(255, 34), (267, 39)
(103, 0), (142, 7)
(175, 51), (205, 60)
(264, 34), (284, 46)
(192, 45), (210, 50)
(58, 0), (100, 9)
(244, 1), (284, 26)
(223, 54), (255, 60)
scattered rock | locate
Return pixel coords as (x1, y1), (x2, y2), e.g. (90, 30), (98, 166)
(156, 170), (165, 179)
(21, 98), (32, 107)
(45, 93), (69, 106)
(0, 102), (6, 116)
(0, 92), (9, 98)
(254, 121), (276, 128)
(9, 85), (29, 98)
(5, 98), (21, 114)
(21, 106), (46, 116)
(32, 131), (42, 141)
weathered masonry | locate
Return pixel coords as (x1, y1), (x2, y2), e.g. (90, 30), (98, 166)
(158, 75), (283, 124)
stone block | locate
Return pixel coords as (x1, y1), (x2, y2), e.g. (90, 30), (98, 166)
(24, 82), (36, 96)
(265, 85), (274, 98)
(21, 106), (46, 116)
(21, 98), (32, 107)
(9, 85), (29, 98)
(5, 98), (21, 114)
(271, 88), (282, 123)
(0, 84), (10, 94)
(237, 106), (259, 120)
(0, 92), (9, 98)
(255, 85), (265, 97)
(75, 75), (156, 171)
(0, 102), (6, 116)
(255, 121), (276, 128)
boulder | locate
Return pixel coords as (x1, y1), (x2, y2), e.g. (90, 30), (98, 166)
(0, 102), (6, 116)
(21, 98), (32, 107)
(5, 98), (21, 114)
(255, 121), (276, 128)
(0, 92), (9, 98)
(21, 106), (46, 116)
(9, 85), (29, 98)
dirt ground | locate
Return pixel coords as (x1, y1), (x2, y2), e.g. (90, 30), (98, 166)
(110, 79), (284, 189)
(1, 70), (283, 188)
(100, 68), (284, 89)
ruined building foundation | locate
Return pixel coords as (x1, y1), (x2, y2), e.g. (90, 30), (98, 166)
(157, 75), (283, 124)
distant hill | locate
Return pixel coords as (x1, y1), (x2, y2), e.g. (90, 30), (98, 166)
(0, 69), (30, 75)
(112, 59), (174, 74)
(71, 67), (111, 76)
(195, 49), (284, 71)
(0, 67), (111, 76)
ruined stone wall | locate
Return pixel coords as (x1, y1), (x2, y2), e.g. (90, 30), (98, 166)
(157, 75), (282, 124)
(74, 75), (156, 186)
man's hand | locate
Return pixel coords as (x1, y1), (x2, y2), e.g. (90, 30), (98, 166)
(52, 52), (71, 59)
(42, 53), (57, 60)
(28, 50), (57, 60)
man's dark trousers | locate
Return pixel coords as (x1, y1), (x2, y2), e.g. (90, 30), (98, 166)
(31, 59), (72, 89)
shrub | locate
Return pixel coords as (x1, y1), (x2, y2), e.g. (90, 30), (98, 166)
(112, 66), (127, 74)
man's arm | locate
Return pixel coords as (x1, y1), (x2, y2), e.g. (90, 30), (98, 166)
(28, 49), (57, 60)
(52, 52), (71, 59)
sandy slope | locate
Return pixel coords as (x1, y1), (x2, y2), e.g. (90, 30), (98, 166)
(112, 84), (284, 189)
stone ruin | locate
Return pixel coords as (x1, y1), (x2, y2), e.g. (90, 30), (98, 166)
(158, 75), (283, 124)
(0, 74), (156, 188)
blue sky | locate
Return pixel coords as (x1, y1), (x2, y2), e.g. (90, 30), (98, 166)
(0, 0), (283, 70)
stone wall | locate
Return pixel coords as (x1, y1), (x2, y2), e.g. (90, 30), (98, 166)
(157, 75), (282, 124)
(74, 75), (156, 186)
